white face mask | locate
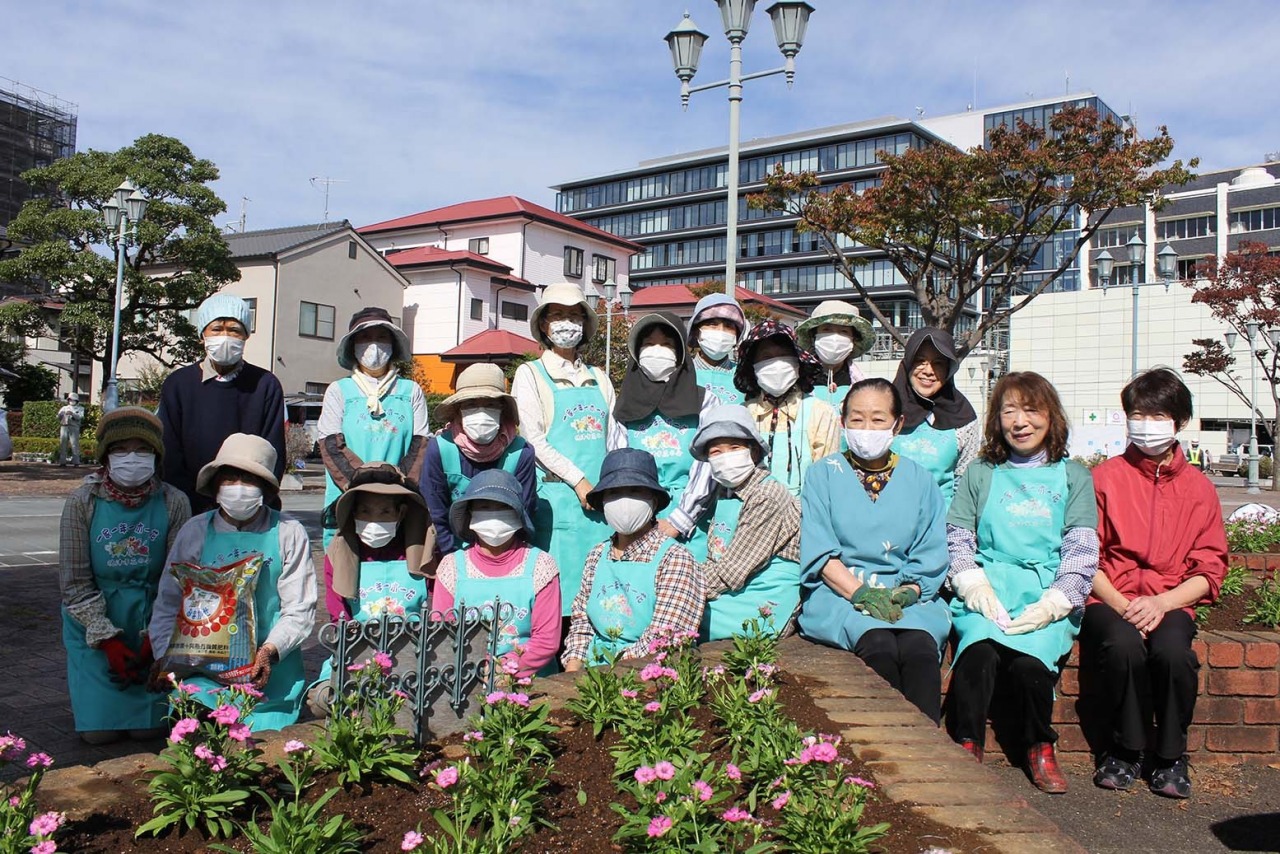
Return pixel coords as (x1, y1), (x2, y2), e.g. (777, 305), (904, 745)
(638, 345), (679, 382)
(357, 340), (392, 372)
(1127, 419), (1177, 456)
(754, 356), (800, 398)
(708, 449), (756, 488)
(603, 495), (654, 535)
(548, 319), (583, 349)
(698, 328), (737, 362)
(844, 428), (897, 461)
(469, 507), (522, 547)
(355, 518), (398, 549)
(461, 405), (503, 445)
(108, 451), (155, 488)
(217, 483), (263, 521)
(205, 335), (245, 367)
(814, 331), (854, 367)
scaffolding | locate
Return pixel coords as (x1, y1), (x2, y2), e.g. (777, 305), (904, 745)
(0, 78), (77, 229)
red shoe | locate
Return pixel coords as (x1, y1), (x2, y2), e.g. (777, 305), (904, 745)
(960, 739), (984, 764)
(1026, 742), (1068, 794)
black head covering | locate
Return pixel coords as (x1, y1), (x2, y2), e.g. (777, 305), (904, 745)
(614, 312), (706, 423)
(732, 319), (824, 398)
(892, 327), (977, 431)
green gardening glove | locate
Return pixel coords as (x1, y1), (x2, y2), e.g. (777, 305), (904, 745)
(889, 585), (920, 608)
(850, 586), (904, 623)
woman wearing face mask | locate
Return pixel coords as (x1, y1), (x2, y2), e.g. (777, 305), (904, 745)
(945, 373), (1098, 794)
(796, 300), (873, 410)
(688, 293), (748, 405)
(149, 434), (316, 731)
(734, 320), (840, 496)
(562, 449), (705, 670)
(1080, 368), (1226, 800)
(422, 363), (536, 558)
(890, 328), (980, 506)
(319, 307), (430, 547)
(690, 404), (801, 641)
(617, 312), (720, 559)
(432, 469), (562, 679)
(58, 408), (191, 745)
(798, 379), (951, 723)
(512, 283), (626, 619)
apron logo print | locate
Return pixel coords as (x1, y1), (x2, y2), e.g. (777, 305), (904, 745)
(641, 430), (683, 458)
(96, 520), (162, 544)
(896, 436), (937, 457)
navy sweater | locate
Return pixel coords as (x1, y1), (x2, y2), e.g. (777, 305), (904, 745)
(420, 434), (538, 555)
(158, 361), (287, 514)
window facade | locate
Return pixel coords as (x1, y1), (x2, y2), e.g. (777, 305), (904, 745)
(500, 301), (529, 321)
(592, 254), (616, 284)
(739, 259), (907, 296)
(470, 298), (483, 321)
(348, 240), (358, 259)
(304, 381), (328, 395)
(299, 301), (335, 339)
(244, 297), (258, 334)
(1230, 206), (1280, 233)
(1156, 216), (1215, 241)
(468, 237), (489, 255)
(563, 246), (583, 278)
(1093, 224), (1140, 249)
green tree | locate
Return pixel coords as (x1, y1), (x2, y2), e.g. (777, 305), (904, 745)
(0, 300), (59, 408)
(750, 105), (1197, 358)
(0, 134), (239, 392)
(578, 298), (633, 389)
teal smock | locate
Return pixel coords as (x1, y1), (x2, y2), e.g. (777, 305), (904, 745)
(453, 545), (539, 660)
(436, 432), (526, 501)
(701, 476), (800, 641)
(892, 418), (961, 506)
(625, 410), (708, 562)
(696, 361), (743, 406)
(762, 396), (822, 497)
(62, 491), (169, 732)
(182, 510), (306, 731)
(528, 361), (612, 616)
(797, 453), (951, 653)
(812, 381), (851, 453)
(949, 460), (1083, 673)
(585, 538), (678, 665)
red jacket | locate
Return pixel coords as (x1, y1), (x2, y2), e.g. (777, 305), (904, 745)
(1091, 444), (1227, 614)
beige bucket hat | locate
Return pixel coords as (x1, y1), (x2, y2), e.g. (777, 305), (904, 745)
(196, 433), (279, 496)
(434, 363), (519, 426)
(328, 462), (437, 594)
(795, 299), (875, 358)
(529, 282), (598, 349)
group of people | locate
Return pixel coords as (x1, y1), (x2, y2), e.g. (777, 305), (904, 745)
(58, 283), (1227, 802)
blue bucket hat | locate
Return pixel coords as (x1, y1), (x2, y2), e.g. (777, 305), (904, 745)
(691, 404), (767, 463)
(585, 448), (671, 513)
(195, 293), (252, 336)
(448, 469), (533, 542)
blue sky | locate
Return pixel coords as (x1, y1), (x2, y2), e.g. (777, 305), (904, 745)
(7, 1), (1276, 231)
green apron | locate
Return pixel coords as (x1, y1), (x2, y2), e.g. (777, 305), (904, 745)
(763, 396), (819, 497)
(892, 420), (960, 505)
(701, 479), (800, 641)
(62, 492), (169, 732)
(436, 432), (526, 501)
(626, 410), (708, 562)
(181, 511), (306, 731)
(454, 546), (539, 660)
(585, 538), (676, 665)
(950, 462), (1079, 673)
(696, 362), (743, 406)
(528, 361), (612, 616)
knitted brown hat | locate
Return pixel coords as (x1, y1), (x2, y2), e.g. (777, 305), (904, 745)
(95, 407), (164, 463)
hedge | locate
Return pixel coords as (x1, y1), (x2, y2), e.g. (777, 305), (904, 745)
(21, 400), (102, 439)
(11, 436), (99, 459)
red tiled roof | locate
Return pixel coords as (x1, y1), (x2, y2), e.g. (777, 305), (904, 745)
(440, 329), (542, 361)
(359, 195), (643, 253)
(385, 246), (512, 273)
(630, 283), (807, 319)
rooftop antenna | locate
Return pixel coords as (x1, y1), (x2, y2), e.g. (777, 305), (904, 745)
(915, 106), (925, 118)
(309, 177), (348, 223)
(1065, 70), (1070, 95)
(238, 196), (250, 233)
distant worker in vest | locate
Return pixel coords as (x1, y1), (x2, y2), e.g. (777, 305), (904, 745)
(57, 392), (85, 467)
(158, 294), (286, 514)
(795, 300), (873, 411)
(318, 307), (430, 547)
(421, 362), (537, 558)
(1186, 438), (1208, 471)
(688, 293), (748, 405)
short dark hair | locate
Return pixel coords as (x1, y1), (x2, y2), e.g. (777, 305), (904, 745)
(1121, 367), (1193, 428)
(843, 377), (902, 420)
(981, 372), (1070, 464)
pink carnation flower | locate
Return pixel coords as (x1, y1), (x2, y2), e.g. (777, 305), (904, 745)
(634, 766), (658, 785)
(373, 651), (394, 671)
(28, 811), (63, 837)
(647, 816), (672, 838)
(435, 765), (459, 789)
(845, 775), (876, 789)
(722, 806), (752, 823)
(644, 701), (662, 713)
(691, 780), (713, 802)
(654, 761), (676, 780)
(30, 842), (55, 854)
(620, 688), (639, 699)
(283, 740), (307, 754)
(168, 718), (199, 743)
(25, 752), (53, 769)
(771, 790), (791, 810)
(209, 704), (240, 726)
(485, 691), (506, 705)
(725, 763), (741, 781)
(227, 723), (252, 743)
(401, 830), (424, 851)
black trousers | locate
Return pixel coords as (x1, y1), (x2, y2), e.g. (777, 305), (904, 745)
(1078, 603), (1199, 762)
(853, 629), (942, 724)
(945, 640), (1058, 750)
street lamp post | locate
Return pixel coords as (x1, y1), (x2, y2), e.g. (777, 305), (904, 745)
(665, 1), (814, 299)
(1247, 320), (1263, 493)
(1094, 236), (1177, 377)
(99, 179), (149, 412)
(599, 278), (633, 378)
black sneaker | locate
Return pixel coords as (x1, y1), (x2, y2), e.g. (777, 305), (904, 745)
(1093, 754), (1140, 791)
(1148, 755), (1192, 799)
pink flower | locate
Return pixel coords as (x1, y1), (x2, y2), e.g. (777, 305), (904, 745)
(194, 744), (215, 761)
(725, 763), (741, 781)
(208, 754), (228, 772)
(634, 766), (658, 785)
(31, 842), (55, 854)
(462, 731), (484, 742)
(28, 811), (63, 837)
(644, 701), (662, 713)
(844, 775), (876, 789)
(748, 688), (772, 704)
(647, 815), (672, 838)
(346, 662), (365, 672)
(758, 603), (775, 618)
(771, 790), (791, 810)
(501, 654), (521, 675)
(485, 691), (506, 705)
(809, 743), (838, 763)
(373, 651), (394, 671)
(177, 682), (201, 695)
(691, 780), (713, 802)
(7, 796), (19, 808)
(283, 740), (307, 754)
(639, 663), (664, 681)
(401, 830), (424, 851)
(231, 683), (265, 698)
(507, 692), (530, 708)
(209, 704), (240, 726)
(25, 752), (53, 769)
(655, 790), (668, 803)
(227, 723), (252, 743)
(722, 806), (752, 823)
(654, 761), (676, 780)
(620, 689), (639, 699)
(169, 718), (199, 743)
(435, 766), (459, 789)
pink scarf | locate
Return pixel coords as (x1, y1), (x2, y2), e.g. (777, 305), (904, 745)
(446, 419), (517, 464)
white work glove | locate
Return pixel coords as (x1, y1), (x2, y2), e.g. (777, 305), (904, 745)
(951, 569), (1008, 624)
(1004, 588), (1073, 636)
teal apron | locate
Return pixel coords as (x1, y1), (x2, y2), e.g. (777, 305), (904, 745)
(454, 545), (541, 670)
(892, 420), (960, 506)
(701, 479), (800, 641)
(180, 511), (306, 731)
(763, 397), (818, 497)
(436, 432), (526, 501)
(950, 462), (1079, 673)
(626, 410), (708, 562)
(585, 538), (676, 665)
(813, 382), (851, 452)
(62, 492), (169, 732)
(529, 362), (612, 616)
(323, 376), (418, 545)
(696, 362), (743, 406)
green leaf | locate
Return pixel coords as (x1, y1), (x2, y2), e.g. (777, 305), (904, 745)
(135, 812), (182, 837)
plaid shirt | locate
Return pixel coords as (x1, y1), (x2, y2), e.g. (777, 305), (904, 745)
(701, 468), (800, 592)
(562, 525), (705, 665)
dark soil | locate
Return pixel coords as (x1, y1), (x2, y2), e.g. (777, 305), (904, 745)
(57, 672), (990, 853)
(1197, 582), (1280, 634)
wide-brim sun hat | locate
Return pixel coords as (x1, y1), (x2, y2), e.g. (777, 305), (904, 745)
(95, 406), (164, 463)
(627, 312), (687, 364)
(448, 468), (534, 542)
(332, 462), (429, 532)
(795, 300), (875, 358)
(688, 293), (748, 340)
(337, 306), (413, 370)
(691, 404), (767, 462)
(732, 319), (825, 397)
(585, 447), (671, 513)
(195, 293), (252, 337)
(329, 462), (436, 598)
(434, 362), (519, 426)
(195, 433), (280, 496)
(529, 282), (598, 349)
